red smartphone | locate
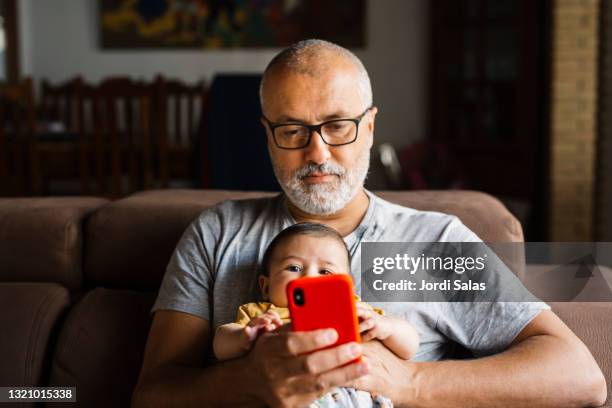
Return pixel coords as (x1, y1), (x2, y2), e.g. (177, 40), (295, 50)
(286, 274), (361, 358)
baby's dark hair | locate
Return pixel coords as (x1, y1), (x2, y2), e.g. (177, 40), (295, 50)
(260, 222), (350, 277)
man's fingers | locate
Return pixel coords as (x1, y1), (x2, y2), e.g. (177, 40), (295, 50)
(284, 341), (363, 377)
(290, 359), (369, 395)
(342, 355), (373, 389)
(273, 329), (338, 357)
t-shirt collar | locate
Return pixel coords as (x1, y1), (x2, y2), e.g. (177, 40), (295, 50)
(278, 188), (380, 240)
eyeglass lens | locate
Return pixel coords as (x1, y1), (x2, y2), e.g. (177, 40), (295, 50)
(274, 120), (357, 148)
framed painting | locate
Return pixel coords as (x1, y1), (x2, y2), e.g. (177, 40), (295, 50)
(99, 0), (365, 49)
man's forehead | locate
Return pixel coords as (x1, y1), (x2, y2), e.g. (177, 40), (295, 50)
(262, 68), (364, 121)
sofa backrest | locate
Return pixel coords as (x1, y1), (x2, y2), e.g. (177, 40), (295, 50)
(0, 197), (108, 290)
(376, 190), (523, 242)
(0, 190), (522, 292)
(83, 189), (523, 289)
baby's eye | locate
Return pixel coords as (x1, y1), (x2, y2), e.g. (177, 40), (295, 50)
(287, 265), (302, 273)
(319, 269), (334, 275)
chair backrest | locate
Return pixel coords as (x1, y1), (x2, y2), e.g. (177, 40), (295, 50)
(153, 75), (206, 187)
(154, 75), (205, 146)
(84, 77), (154, 197)
(39, 76), (83, 131)
(0, 78), (36, 196)
(72, 80), (98, 195)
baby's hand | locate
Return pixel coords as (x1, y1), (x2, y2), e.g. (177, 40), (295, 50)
(356, 303), (392, 342)
(243, 311), (283, 345)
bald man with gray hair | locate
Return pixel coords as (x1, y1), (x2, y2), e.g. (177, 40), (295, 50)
(260, 39), (373, 110)
(133, 39), (606, 408)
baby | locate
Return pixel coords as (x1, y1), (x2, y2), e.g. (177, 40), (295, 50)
(213, 222), (419, 408)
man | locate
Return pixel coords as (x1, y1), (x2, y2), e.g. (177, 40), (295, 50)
(133, 40), (606, 407)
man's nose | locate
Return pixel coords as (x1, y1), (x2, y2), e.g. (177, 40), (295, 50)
(303, 130), (331, 165)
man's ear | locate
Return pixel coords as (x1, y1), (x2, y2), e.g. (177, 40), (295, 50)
(366, 106), (378, 148)
(259, 275), (270, 300)
(368, 106), (378, 134)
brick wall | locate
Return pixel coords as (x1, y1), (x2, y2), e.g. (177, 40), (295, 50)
(597, 1), (612, 240)
(550, 0), (600, 241)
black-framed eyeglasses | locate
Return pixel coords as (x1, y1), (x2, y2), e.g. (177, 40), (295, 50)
(262, 106), (373, 150)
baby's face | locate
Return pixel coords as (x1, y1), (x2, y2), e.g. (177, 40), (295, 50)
(261, 234), (349, 307)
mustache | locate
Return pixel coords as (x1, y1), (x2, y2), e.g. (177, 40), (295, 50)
(295, 162), (346, 179)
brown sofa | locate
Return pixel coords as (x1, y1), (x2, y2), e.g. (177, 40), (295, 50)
(0, 189), (609, 407)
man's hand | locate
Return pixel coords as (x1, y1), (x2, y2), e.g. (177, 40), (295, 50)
(246, 326), (369, 408)
(133, 311), (370, 408)
(344, 339), (411, 402)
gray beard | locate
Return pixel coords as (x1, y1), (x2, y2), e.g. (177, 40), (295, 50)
(272, 149), (370, 216)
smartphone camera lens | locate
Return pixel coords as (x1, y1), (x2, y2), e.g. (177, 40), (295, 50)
(293, 288), (305, 306)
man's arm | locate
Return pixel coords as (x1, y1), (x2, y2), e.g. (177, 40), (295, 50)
(132, 310), (369, 408)
(132, 310), (259, 407)
(350, 310), (607, 408)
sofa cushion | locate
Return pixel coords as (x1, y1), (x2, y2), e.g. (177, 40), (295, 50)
(0, 197), (108, 290)
(49, 288), (156, 407)
(0, 283), (70, 387)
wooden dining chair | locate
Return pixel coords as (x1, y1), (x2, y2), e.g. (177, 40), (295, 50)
(0, 78), (36, 196)
(153, 75), (207, 188)
(74, 80), (98, 194)
(39, 76), (83, 129)
(88, 77), (154, 197)
(32, 76), (90, 195)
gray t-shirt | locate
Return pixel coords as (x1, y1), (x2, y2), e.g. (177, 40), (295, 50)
(152, 191), (549, 361)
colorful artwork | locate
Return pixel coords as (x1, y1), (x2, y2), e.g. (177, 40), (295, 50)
(99, 0), (365, 49)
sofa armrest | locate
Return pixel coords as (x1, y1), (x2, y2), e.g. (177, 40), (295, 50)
(0, 283), (70, 386)
(551, 302), (611, 407)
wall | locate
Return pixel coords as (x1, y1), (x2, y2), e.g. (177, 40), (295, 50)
(549, 0), (599, 241)
(18, 0), (429, 176)
(597, 1), (612, 240)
